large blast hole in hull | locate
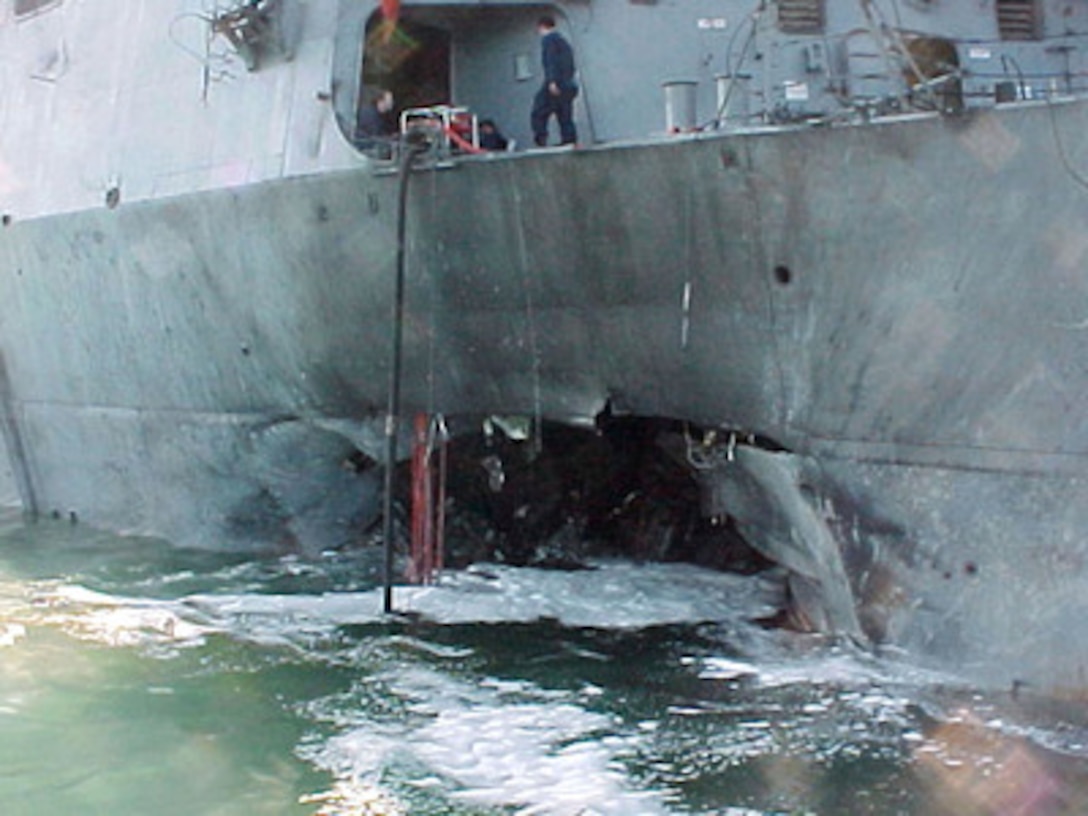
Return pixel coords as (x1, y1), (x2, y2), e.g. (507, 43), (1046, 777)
(389, 415), (778, 578)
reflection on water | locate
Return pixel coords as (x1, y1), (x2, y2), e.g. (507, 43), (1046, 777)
(1, 511), (1087, 815)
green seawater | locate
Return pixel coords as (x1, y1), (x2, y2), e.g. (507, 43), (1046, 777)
(1, 511), (1087, 815)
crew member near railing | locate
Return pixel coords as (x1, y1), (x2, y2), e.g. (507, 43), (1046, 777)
(479, 119), (509, 151)
(531, 16), (578, 147)
(356, 88), (396, 158)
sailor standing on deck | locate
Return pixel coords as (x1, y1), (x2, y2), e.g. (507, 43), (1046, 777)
(531, 16), (578, 147)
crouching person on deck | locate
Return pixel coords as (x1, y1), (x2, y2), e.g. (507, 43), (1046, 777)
(479, 119), (509, 151)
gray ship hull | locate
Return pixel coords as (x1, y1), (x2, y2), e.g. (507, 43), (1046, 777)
(3, 97), (1088, 690)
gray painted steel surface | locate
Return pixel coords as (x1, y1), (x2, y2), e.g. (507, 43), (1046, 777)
(0, 435), (17, 509)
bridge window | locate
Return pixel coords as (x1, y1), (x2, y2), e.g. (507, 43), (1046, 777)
(777, 0), (825, 34)
(996, 0), (1041, 41)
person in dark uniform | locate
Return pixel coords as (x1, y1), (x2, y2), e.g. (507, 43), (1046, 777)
(530, 16), (578, 147)
(478, 119), (509, 151)
(355, 88), (395, 157)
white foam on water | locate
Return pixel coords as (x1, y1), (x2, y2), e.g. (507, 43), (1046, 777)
(391, 561), (783, 629)
(178, 560), (782, 641)
(6, 562), (783, 812)
(0, 622), (25, 647)
(694, 656), (760, 680)
(302, 666), (670, 815)
(20, 582), (216, 650)
(299, 778), (407, 816)
(15, 561), (782, 652)
(414, 703), (651, 813)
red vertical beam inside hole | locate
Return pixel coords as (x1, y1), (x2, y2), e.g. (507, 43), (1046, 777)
(409, 412), (430, 583)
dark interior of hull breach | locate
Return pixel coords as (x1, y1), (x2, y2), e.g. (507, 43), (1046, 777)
(383, 414), (781, 587)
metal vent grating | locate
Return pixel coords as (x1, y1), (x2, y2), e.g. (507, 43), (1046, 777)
(778, 0), (825, 34)
(996, 0), (1041, 41)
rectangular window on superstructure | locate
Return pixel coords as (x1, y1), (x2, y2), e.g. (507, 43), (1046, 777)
(996, 0), (1041, 41)
(778, 0), (825, 34)
(14, 0), (60, 17)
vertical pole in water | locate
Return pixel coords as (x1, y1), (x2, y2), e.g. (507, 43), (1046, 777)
(382, 141), (426, 614)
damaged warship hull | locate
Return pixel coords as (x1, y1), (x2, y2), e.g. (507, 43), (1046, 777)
(4, 0), (1088, 692)
(5, 102), (1088, 690)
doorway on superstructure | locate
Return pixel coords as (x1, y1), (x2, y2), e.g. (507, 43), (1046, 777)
(355, 5), (561, 154)
(361, 13), (452, 129)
